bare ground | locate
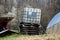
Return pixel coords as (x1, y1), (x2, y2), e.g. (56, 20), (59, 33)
(0, 31), (60, 40)
(7, 34), (60, 40)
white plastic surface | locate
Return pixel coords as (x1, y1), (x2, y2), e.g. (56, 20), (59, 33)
(22, 8), (41, 24)
(0, 30), (8, 34)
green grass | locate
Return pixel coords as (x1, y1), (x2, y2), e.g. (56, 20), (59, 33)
(0, 34), (21, 40)
(0, 34), (29, 40)
(0, 34), (59, 40)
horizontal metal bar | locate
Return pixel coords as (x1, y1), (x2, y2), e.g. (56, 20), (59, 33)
(0, 29), (8, 34)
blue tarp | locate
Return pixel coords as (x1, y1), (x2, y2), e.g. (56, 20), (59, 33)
(47, 12), (60, 29)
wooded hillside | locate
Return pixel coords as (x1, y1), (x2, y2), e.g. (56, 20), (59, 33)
(0, 0), (60, 26)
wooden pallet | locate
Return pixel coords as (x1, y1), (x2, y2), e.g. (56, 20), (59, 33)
(19, 23), (39, 35)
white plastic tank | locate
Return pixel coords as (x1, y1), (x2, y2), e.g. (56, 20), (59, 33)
(22, 7), (41, 24)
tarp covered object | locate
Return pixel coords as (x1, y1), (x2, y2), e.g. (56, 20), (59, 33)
(46, 12), (60, 34)
(47, 12), (60, 29)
